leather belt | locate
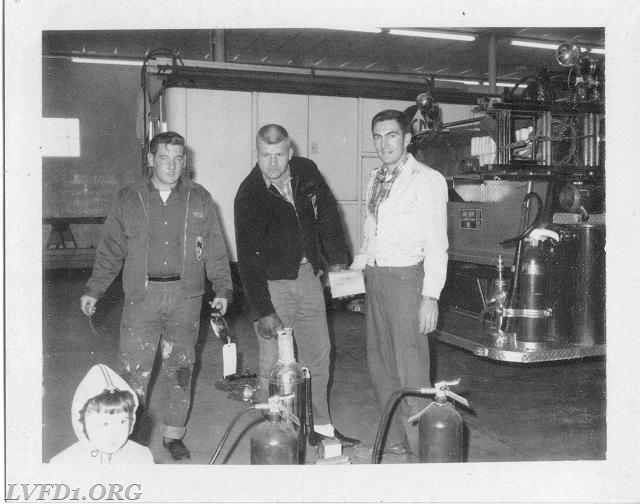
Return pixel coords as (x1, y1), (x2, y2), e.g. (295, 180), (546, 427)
(148, 275), (181, 282)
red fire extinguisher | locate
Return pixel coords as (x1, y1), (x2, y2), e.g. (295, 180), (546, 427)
(372, 379), (470, 463)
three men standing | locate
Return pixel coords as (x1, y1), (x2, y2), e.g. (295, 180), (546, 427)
(80, 110), (447, 463)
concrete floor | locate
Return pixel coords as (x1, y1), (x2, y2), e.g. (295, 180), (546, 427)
(43, 269), (606, 465)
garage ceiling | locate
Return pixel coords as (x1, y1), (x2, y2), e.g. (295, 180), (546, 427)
(43, 27), (605, 85)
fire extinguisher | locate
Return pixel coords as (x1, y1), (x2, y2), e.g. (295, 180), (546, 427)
(268, 328), (313, 462)
(208, 394), (301, 465)
(208, 327), (312, 465)
(250, 395), (300, 465)
(514, 228), (559, 346)
(371, 379), (470, 464)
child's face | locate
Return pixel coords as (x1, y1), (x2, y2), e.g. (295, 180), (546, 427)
(84, 410), (131, 454)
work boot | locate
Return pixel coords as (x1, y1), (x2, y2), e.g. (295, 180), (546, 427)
(163, 438), (191, 461)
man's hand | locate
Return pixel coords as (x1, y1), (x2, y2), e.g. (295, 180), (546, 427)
(419, 297), (439, 336)
(327, 263), (347, 273)
(80, 295), (98, 316)
(210, 297), (229, 316)
(254, 312), (284, 340)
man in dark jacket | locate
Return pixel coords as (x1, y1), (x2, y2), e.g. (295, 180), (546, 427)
(80, 132), (233, 461)
(234, 124), (359, 447)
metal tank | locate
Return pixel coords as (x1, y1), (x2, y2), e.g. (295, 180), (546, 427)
(268, 328), (308, 462)
(550, 223), (606, 346)
(417, 396), (464, 463)
(268, 328), (307, 425)
(250, 398), (300, 465)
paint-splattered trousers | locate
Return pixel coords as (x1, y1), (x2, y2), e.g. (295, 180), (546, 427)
(120, 280), (202, 440)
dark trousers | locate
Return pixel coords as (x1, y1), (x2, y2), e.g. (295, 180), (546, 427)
(256, 263), (332, 425)
(119, 281), (202, 440)
(365, 264), (431, 454)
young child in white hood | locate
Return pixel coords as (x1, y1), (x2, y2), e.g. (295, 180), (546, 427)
(49, 364), (154, 465)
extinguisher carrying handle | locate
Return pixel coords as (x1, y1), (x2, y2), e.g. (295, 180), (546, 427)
(433, 379), (470, 408)
(407, 383), (470, 424)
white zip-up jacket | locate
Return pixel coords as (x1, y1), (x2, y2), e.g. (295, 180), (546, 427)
(362, 153), (449, 299)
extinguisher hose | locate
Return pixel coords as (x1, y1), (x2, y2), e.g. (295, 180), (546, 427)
(372, 387), (425, 464)
(305, 370), (314, 444)
(208, 405), (257, 464)
(500, 192), (543, 246)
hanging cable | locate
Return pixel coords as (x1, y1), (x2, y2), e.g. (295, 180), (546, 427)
(371, 387), (423, 464)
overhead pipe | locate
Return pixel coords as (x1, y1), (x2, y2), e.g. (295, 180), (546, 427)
(487, 34), (497, 95)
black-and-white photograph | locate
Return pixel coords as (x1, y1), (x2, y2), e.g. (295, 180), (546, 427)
(5, 1), (640, 502)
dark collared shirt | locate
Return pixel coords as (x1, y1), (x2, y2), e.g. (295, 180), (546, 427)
(147, 179), (185, 276)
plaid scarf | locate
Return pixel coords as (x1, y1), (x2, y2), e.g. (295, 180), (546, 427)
(367, 157), (407, 218)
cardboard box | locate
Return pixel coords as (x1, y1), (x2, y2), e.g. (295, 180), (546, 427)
(316, 437), (342, 459)
(327, 270), (365, 298)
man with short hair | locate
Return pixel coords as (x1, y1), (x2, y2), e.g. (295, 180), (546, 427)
(360, 109), (448, 459)
(80, 131), (232, 461)
(234, 124), (360, 448)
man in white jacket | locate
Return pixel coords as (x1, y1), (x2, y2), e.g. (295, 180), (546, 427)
(361, 109), (449, 459)
(49, 364), (154, 465)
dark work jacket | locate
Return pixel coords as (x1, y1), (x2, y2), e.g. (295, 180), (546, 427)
(85, 176), (233, 302)
(234, 156), (348, 320)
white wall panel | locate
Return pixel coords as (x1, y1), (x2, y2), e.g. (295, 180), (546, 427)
(337, 203), (361, 259)
(256, 92), (308, 157)
(309, 95), (358, 201)
(180, 89), (253, 261)
(165, 87), (187, 138)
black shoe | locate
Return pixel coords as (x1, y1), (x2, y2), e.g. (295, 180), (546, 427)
(311, 429), (361, 447)
(163, 438), (191, 461)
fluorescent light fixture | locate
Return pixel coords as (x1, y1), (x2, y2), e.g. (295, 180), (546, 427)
(511, 40), (604, 55)
(71, 56), (143, 66)
(482, 81), (517, 88)
(433, 78), (516, 87)
(511, 39), (560, 50)
(435, 77), (481, 86)
(330, 27), (382, 33)
(388, 29), (476, 42)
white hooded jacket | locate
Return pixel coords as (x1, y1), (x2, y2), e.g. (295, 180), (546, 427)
(49, 364), (154, 465)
